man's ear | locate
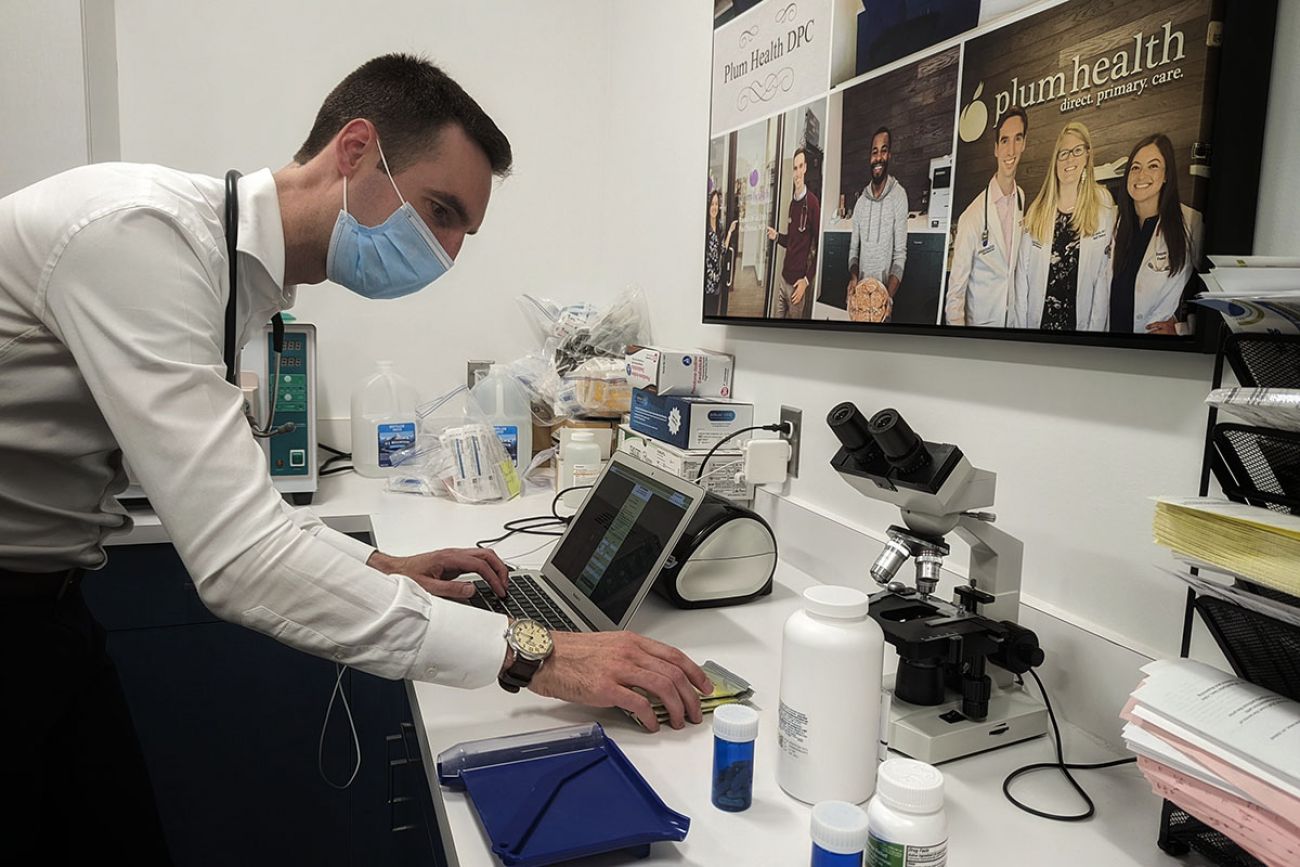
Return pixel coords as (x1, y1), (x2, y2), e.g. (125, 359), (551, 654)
(331, 119), (375, 180)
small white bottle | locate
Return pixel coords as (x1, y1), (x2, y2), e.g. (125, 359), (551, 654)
(866, 758), (948, 867)
(777, 584), (885, 805)
(558, 431), (603, 509)
(470, 364), (532, 470)
(350, 360), (420, 478)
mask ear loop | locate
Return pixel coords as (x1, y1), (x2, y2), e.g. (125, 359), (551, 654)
(374, 136), (407, 205)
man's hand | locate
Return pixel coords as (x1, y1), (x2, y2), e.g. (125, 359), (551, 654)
(766, 226), (779, 241)
(792, 277), (809, 307)
(368, 548), (509, 600)
(528, 631), (713, 732)
(1146, 317), (1179, 335)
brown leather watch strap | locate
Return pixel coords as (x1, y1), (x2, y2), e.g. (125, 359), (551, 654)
(498, 655), (542, 693)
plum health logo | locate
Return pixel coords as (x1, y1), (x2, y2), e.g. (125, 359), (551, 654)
(959, 81), (989, 143)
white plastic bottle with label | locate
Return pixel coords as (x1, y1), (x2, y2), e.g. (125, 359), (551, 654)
(470, 364), (532, 470)
(866, 758), (948, 867)
(777, 584), (885, 805)
(558, 431), (603, 509)
(351, 360), (420, 478)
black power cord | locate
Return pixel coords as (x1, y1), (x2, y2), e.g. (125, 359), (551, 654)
(473, 485), (593, 549)
(693, 422), (791, 482)
(318, 443), (354, 477)
(1002, 668), (1137, 822)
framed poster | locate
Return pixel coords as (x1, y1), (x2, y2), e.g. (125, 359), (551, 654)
(704, 0), (1278, 352)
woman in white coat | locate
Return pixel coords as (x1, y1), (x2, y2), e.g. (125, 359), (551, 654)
(1010, 121), (1116, 331)
(1108, 133), (1203, 335)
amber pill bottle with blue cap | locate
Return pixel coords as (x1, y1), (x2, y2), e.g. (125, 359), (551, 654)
(712, 704), (759, 811)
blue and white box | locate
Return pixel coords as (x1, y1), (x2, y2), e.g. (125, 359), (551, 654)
(629, 388), (754, 451)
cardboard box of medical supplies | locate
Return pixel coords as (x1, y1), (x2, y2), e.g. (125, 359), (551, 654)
(618, 425), (753, 502)
(625, 345), (734, 397)
(628, 388), (753, 451)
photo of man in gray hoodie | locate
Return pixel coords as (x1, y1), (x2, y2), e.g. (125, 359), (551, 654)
(848, 127), (909, 311)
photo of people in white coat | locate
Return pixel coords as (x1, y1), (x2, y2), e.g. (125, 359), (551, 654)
(1010, 121), (1116, 332)
(1107, 133), (1203, 335)
(944, 108), (1027, 327)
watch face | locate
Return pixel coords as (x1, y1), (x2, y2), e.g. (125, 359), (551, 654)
(511, 620), (553, 657)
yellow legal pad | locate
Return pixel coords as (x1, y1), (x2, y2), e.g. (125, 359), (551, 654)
(1153, 497), (1300, 597)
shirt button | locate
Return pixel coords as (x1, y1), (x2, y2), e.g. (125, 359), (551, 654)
(425, 666), (437, 677)
(334, 651), (344, 661)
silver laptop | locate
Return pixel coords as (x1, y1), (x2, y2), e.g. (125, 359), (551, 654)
(468, 452), (703, 632)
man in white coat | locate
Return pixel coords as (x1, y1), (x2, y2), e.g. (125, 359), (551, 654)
(944, 108), (1027, 327)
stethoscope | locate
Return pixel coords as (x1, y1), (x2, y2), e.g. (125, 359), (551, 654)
(981, 186), (1024, 248)
(224, 170), (293, 438)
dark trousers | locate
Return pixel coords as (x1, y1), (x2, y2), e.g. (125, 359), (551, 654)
(1, 574), (172, 865)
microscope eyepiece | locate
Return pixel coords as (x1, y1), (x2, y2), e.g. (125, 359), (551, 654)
(868, 408), (929, 473)
(827, 402), (873, 453)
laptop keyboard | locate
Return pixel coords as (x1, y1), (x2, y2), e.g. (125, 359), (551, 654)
(469, 574), (579, 632)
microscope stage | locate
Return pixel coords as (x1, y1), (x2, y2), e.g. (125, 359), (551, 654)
(884, 675), (1048, 765)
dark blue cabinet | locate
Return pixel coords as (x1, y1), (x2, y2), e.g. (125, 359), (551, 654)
(83, 540), (445, 867)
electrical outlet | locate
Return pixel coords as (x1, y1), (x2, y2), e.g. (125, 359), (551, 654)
(467, 360), (493, 391)
(780, 405), (802, 479)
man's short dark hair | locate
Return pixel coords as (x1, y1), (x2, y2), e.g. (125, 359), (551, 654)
(872, 126), (891, 149)
(793, 147), (808, 164)
(995, 107), (1029, 139)
(294, 53), (512, 176)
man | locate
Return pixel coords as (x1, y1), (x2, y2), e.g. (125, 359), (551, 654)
(847, 126), (909, 316)
(945, 108), (1028, 327)
(767, 147), (820, 318)
(0, 54), (710, 861)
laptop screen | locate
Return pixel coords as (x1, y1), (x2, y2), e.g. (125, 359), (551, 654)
(549, 461), (696, 625)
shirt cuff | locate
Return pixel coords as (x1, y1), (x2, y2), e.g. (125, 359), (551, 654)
(318, 524), (378, 563)
(409, 593), (509, 688)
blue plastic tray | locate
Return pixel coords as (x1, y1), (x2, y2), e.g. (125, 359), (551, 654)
(437, 723), (690, 866)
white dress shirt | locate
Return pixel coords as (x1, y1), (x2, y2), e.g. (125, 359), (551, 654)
(0, 163), (507, 686)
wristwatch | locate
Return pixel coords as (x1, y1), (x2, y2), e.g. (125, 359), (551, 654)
(498, 619), (554, 693)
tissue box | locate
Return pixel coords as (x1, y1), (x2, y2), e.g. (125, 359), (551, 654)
(628, 389), (753, 451)
(625, 346), (734, 397)
(618, 426), (753, 502)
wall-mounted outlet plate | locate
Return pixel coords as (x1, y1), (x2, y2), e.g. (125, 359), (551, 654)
(780, 405), (802, 479)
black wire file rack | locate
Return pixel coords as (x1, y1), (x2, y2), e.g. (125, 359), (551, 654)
(1158, 330), (1300, 866)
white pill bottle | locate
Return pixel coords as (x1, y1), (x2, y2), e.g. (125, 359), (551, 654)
(776, 584), (885, 804)
(866, 758), (948, 867)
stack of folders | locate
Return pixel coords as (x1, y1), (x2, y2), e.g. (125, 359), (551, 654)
(1122, 659), (1300, 866)
(1153, 497), (1300, 598)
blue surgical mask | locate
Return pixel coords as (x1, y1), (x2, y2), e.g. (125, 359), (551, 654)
(326, 138), (454, 299)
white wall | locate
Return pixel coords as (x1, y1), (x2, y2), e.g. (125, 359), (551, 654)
(113, 0), (621, 435)
(611, 0), (1300, 662)
(0, 0), (92, 196)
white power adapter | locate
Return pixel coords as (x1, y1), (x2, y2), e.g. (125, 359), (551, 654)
(741, 438), (792, 486)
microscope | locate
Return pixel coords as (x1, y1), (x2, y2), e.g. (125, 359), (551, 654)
(827, 403), (1048, 764)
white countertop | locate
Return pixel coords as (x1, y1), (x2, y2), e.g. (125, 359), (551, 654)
(112, 473), (1203, 867)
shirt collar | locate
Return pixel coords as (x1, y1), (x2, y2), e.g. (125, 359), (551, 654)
(234, 168), (295, 308)
(988, 177), (1019, 207)
(793, 186), (807, 202)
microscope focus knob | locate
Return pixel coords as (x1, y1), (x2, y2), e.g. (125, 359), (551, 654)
(990, 622), (1045, 675)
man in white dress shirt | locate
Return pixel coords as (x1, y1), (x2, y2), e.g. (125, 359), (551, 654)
(0, 54), (709, 862)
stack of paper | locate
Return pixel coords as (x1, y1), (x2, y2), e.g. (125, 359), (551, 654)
(1208, 388), (1300, 432)
(1153, 497), (1300, 597)
(1196, 256), (1300, 334)
(1122, 659), (1300, 866)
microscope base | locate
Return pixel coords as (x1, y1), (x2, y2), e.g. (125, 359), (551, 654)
(884, 675), (1049, 765)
